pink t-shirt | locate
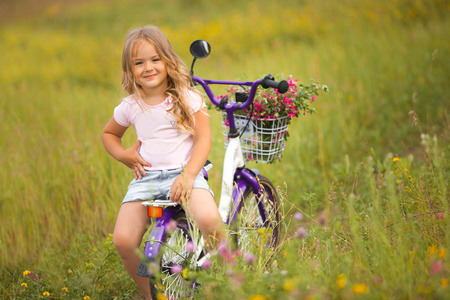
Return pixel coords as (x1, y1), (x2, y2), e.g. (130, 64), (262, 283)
(113, 90), (205, 171)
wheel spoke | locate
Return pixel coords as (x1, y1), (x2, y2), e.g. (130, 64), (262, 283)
(152, 213), (200, 300)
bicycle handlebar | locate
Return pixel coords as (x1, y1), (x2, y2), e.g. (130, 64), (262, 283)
(189, 39), (288, 113)
(192, 74), (288, 111)
(261, 74), (289, 94)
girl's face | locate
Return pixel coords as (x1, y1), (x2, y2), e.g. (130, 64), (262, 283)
(132, 40), (168, 97)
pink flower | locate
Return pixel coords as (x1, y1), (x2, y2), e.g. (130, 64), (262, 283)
(217, 240), (231, 258)
(244, 252), (256, 264)
(311, 96), (316, 101)
(26, 271), (35, 278)
(186, 241), (196, 253)
(430, 260), (444, 276)
(437, 214), (444, 219)
(217, 240), (237, 265)
(171, 264), (183, 274)
(166, 220), (178, 233)
(201, 258), (212, 269)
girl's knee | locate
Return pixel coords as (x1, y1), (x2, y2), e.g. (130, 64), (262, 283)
(112, 233), (125, 251)
(198, 215), (225, 248)
(113, 233), (136, 256)
(197, 213), (224, 236)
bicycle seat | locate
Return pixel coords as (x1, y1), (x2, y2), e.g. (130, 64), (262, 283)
(142, 200), (178, 207)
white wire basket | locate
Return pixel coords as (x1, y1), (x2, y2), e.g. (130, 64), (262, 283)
(222, 113), (289, 163)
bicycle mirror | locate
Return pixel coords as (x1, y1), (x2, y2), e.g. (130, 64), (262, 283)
(190, 40), (211, 59)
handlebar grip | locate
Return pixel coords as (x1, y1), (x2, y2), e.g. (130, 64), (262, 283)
(261, 74), (289, 94)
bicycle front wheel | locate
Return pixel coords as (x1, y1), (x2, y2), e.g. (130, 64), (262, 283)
(150, 211), (203, 300)
(231, 175), (281, 253)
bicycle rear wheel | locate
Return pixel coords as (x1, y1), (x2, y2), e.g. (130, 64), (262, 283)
(150, 211), (202, 299)
(231, 175), (280, 253)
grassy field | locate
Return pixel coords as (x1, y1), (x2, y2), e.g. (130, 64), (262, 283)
(0, 0), (448, 299)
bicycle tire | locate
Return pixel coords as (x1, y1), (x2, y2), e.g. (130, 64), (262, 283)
(231, 175), (280, 252)
(149, 210), (202, 299)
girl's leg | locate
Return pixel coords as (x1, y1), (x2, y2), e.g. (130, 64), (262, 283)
(183, 188), (225, 249)
(113, 201), (152, 300)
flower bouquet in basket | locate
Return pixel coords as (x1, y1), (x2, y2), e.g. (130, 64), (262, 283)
(219, 75), (328, 163)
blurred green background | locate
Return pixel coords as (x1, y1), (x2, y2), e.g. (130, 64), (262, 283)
(0, 0), (448, 284)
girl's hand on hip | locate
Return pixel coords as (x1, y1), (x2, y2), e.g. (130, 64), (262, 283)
(170, 173), (195, 204)
(118, 140), (151, 179)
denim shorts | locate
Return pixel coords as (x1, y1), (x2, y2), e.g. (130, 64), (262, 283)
(121, 168), (214, 205)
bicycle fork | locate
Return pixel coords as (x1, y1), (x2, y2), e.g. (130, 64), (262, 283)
(219, 136), (270, 225)
(232, 168), (274, 227)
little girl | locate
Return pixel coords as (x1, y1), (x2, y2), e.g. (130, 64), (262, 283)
(102, 25), (224, 299)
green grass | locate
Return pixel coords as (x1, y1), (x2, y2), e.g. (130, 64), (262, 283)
(0, 0), (448, 299)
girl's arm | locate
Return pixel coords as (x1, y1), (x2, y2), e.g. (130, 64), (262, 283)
(171, 108), (211, 203)
(102, 117), (152, 179)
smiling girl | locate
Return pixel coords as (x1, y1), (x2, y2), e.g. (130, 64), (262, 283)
(102, 26), (223, 299)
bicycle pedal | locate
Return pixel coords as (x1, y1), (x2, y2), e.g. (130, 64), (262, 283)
(137, 260), (155, 278)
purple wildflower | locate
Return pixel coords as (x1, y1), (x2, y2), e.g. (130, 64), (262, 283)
(293, 212), (303, 221)
(295, 227), (308, 239)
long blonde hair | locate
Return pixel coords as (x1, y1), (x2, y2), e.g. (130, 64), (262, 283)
(121, 25), (202, 133)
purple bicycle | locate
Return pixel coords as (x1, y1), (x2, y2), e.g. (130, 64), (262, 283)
(138, 40), (287, 299)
